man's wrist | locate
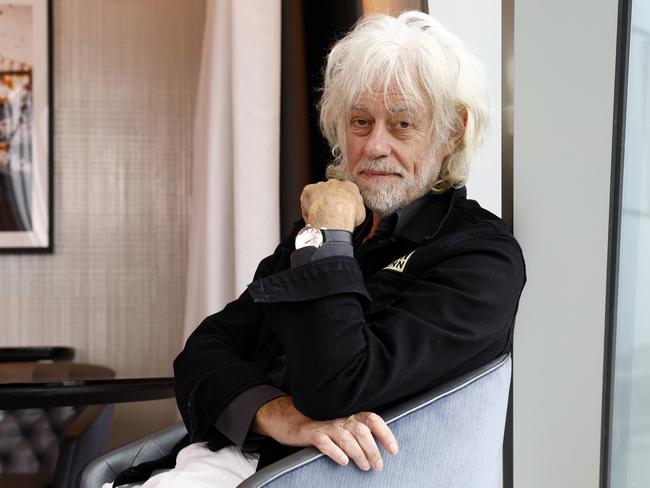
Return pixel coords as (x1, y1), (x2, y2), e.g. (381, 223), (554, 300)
(311, 220), (356, 233)
(305, 212), (356, 233)
(295, 225), (352, 250)
(215, 385), (287, 446)
(251, 395), (312, 446)
(251, 394), (291, 436)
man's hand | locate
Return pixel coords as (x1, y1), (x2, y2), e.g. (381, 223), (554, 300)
(251, 395), (398, 471)
(300, 180), (366, 232)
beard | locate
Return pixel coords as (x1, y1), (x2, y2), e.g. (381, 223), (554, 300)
(346, 158), (439, 215)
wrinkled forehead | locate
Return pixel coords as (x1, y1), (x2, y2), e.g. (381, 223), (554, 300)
(348, 89), (431, 121)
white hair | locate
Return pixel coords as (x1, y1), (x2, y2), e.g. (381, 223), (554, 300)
(320, 11), (489, 193)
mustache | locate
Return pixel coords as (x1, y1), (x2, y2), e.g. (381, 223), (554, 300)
(352, 159), (405, 177)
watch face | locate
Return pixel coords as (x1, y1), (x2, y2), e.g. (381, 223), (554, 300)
(295, 225), (323, 249)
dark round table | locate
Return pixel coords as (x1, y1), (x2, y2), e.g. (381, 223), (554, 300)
(0, 362), (174, 409)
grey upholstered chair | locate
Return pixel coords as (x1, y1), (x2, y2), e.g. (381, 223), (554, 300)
(80, 354), (511, 488)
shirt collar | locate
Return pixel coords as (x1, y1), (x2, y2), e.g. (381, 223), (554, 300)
(398, 186), (466, 242)
(353, 186), (467, 245)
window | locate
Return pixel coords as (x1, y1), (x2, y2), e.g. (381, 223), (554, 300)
(607, 0), (650, 485)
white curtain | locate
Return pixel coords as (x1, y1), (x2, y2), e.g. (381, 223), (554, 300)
(183, 0), (281, 340)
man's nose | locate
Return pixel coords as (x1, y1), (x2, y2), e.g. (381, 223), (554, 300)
(363, 125), (391, 159)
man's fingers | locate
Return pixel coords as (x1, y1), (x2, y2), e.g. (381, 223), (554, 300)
(347, 419), (384, 471)
(308, 414), (396, 473)
(299, 186), (313, 222)
(334, 428), (372, 471)
(311, 432), (349, 466)
(299, 180), (364, 231)
(300, 200), (309, 223)
(358, 412), (399, 455)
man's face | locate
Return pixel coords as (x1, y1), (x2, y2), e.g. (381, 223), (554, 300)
(344, 92), (447, 215)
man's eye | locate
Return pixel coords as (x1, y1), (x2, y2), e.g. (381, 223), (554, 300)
(352, 119), (369, 127)
(396, 121), (411, 129)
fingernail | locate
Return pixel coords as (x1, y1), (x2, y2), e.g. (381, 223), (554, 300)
(361, 463), (370, 471)
(374, 460), (384, 471)
(388, 443), (398, 454)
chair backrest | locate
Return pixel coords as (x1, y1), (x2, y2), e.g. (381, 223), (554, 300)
(238, 354), (512, 488)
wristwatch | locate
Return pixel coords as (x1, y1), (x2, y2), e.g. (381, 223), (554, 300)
(294, 224), (352, 249)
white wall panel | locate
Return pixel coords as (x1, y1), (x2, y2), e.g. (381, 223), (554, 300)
(513, 0), (618, 485)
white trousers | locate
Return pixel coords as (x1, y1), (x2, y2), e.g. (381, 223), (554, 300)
(102, 442), (259, 488)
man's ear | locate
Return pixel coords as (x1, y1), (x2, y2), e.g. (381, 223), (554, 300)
(439, 108), (469, 160)
(454, 107), (468, 146)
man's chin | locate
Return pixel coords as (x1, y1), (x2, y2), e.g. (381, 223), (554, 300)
(359, 189), (407, 216)
(358, 181), (432, 216)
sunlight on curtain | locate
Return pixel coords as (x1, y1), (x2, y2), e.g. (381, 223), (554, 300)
(183, 0), (281, 340)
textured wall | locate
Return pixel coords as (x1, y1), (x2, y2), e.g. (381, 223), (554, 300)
(1, 0), (205, 447)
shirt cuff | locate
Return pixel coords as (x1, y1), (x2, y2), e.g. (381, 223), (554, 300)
(214, 385), (287, 446)
(248, 255), (371, 303)
(290, 241), (354, 268)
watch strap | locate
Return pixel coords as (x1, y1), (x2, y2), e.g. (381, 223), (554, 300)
(321, 229), (353, 244)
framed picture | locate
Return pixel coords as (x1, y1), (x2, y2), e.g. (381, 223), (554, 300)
(0, 0), (52, 252)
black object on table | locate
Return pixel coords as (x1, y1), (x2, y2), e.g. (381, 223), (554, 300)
(0, 346), (75, 363)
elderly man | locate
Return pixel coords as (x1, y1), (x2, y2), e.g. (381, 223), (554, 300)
(111, 10), (525, 488)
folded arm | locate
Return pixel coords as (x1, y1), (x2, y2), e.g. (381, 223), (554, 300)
(251, 394), (398, 471)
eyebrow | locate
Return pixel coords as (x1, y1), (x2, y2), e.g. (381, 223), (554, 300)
(350, 104), (416, 114)
(350, 104), (370, 114)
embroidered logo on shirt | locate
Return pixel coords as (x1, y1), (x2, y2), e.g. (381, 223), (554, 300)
(383, 251), (416, 273)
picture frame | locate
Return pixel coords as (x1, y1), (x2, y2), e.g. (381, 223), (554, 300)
(0, 0), (52, 252)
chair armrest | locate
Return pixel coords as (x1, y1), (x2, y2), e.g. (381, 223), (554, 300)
(237, 353), (511, 488)
(78, 421), (188, 488)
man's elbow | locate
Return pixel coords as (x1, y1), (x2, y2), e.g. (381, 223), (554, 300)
(292, 389), (355, 420)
